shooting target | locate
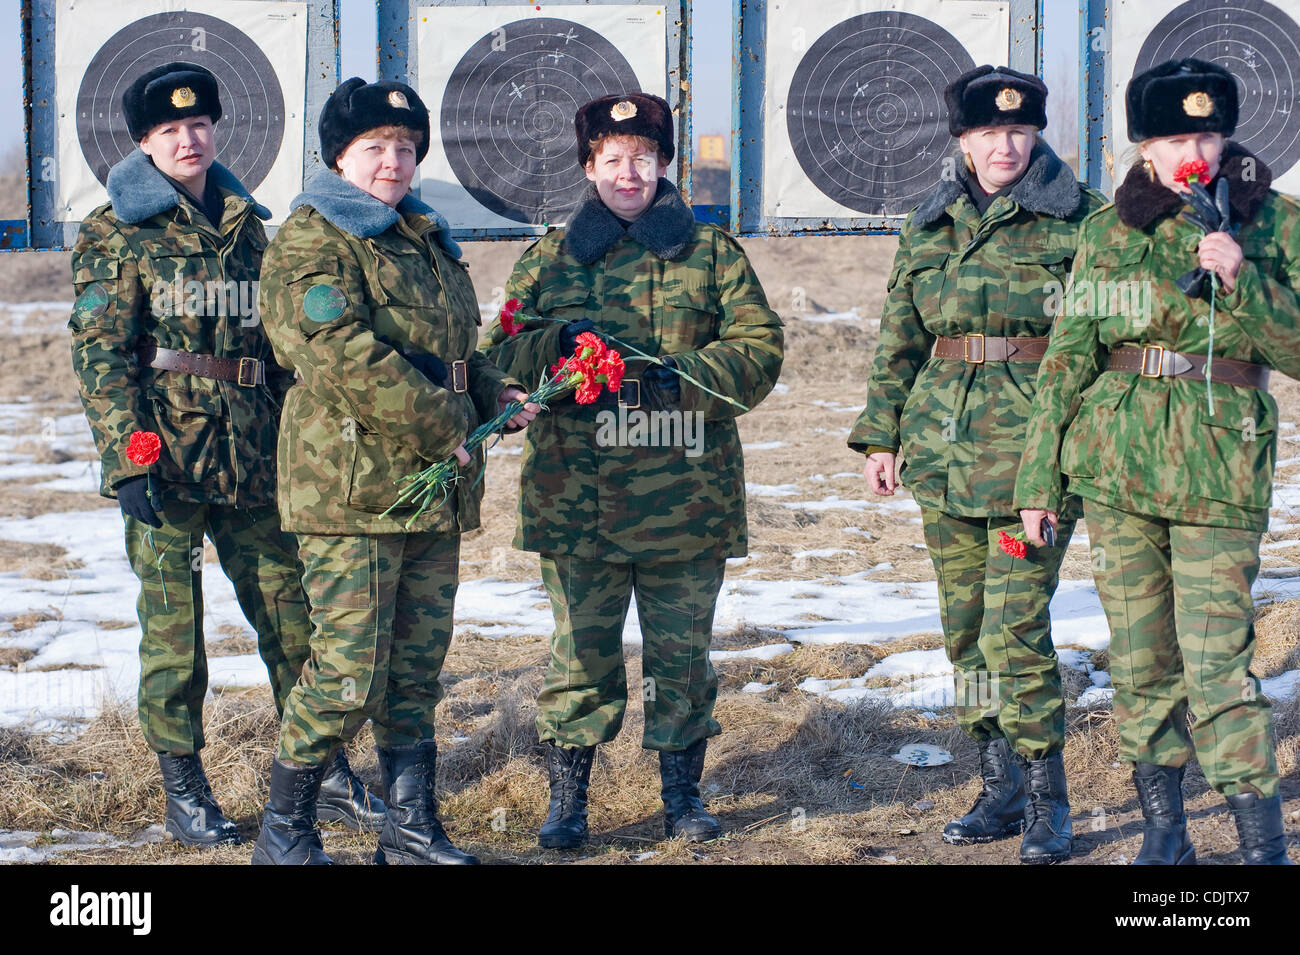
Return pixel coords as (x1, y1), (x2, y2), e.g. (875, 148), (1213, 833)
(760, 1), (1010, 221)
(75, 12), (285, 191)
(417, 4), (670, 232)
(785, 11), (975, 216)
(53, 0), (308, 226)
(1112, 0), (1300, 193)
(440, 18), (642, 224)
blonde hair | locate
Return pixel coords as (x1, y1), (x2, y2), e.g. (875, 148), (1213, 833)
(333, 124), (426, 169)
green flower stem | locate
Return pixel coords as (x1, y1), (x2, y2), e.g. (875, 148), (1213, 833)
(1207, 273), (1217, 416)
(521, 314), (750, 412)
(144, 471), (168, 611)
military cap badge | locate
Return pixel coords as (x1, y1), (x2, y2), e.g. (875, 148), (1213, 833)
(170, 86), (197, 109)
(995, 87), (1023, 111)
(610, 100), (637, 121)
(1182, 91), (1213, 117)
(388, 90), (410, 110)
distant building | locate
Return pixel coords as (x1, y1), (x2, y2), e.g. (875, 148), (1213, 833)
(697, 134), (726, 164)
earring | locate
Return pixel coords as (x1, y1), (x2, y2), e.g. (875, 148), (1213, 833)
(964, 152), (975, 173)
(1142, 159), (1155, 182)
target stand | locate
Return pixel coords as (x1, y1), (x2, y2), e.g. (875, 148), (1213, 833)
(379, 0), (686, 239)
(1087, 0), (1300, 196)
(736, 0), (1035, 235)
(24, 0), (339, 249)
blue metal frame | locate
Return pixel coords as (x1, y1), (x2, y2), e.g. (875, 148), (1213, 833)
(1081, 0), (1109, 194)
(733, 0), (1039, 237)
(21, 0), (339, 251)
(378, 0), (688, 242)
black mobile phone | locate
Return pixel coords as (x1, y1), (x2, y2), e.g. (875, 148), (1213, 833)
(1043, 519), (1056, 548)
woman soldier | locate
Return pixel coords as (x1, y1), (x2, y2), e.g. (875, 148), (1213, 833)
(69, 62), (382, 847)
(850, 67), (1105, 863)
(1017, 58), (1296, 865)
(483, 93), (784, 848)
(252, 78), (536, 865)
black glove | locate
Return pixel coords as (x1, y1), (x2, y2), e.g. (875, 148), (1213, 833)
(117, 475), (162, 528)
(641, 355), (681, 408)
(406, 351), (448, 387)
(558, 319), (596, 358)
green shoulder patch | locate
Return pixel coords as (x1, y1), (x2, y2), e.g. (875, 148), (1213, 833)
(75, 282), (110, 319)
(302, 283), (347, 323)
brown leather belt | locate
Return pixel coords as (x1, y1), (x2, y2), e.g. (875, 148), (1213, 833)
(139, 343), (266, 387)
(933, 335), (1050, 363)
(1107, 345), (1270, 390)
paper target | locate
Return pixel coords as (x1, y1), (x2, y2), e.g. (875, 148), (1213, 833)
(761, 1), (1010, 221)
(440, 18), (642, 224)
(1112, 0), (1300, 194)
(417, 4), (670, 232)
(75, 12), (285, 191)
(53, 0), (308, 226)
(785, 11), (975, 216)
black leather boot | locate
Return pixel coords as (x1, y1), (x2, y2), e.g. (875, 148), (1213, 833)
(942, 737), (1027, 844)
(1019, 752), (1073, 864)
(250, 758), (333, 865)
(157, 753), (240, 847)
(659, 739), (721, 842)
(1226, 792), (1294, 865)
(375, 741), (479, 865)
(1132, 763), (1196, 865)
(538, 742), (595, 849)
(317, 747), (387, 831)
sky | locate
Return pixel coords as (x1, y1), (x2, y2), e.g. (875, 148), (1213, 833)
(0, 1), (1077, 182)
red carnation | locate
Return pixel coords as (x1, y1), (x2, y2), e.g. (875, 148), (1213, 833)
(126, 430), (161, 467)
(1173, 159), (1209, 187)
(596, 349), (624, 392)
(998, 530), (1028, 560)
(574, 331), (607, 360)
(499, 298), (520, 337)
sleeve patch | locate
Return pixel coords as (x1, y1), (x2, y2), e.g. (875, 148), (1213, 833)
(74, 282), (110, 319)
(302, 284), (347, 323)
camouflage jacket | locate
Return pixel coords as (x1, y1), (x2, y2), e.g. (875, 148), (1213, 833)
(848, 143), (1105, 517)
(258, 171), (516, 535)
(1015, 144), (1300, 531)
(69, 151), (280, 506)
(483, 181), (784, 561)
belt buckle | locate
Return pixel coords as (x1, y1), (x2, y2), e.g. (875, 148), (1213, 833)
(1141, 345), (1165, 378)
(450, 359), (468, 394)
(236, 357), (263, 387)
(619, 379), (641, 409)
(963, 333), (985, 364)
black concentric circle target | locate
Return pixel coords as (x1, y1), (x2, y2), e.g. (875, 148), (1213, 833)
(441, 17), (643, 224)
(786, 11), (975, 216)
(1135, 0), (1300, 178)
(76, 12), (285, 189)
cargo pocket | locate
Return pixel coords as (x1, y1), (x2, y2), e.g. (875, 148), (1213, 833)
(1002, 245), (1071, 325)
(1187, 400), (1275, 509)
(1060, 375), (1129, 480)
(345, 424), (431, 514)
(147, 384), (226, 485)
(655, 276), (719, 351)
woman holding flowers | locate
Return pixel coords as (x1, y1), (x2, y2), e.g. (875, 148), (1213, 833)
(1017, 58), (1297, 865)
(483, 92), (783, 849)
(849, 67), (1105, 863)
(253, 78), (537, 865)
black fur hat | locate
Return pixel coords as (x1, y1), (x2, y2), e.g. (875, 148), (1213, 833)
(123, 62), (222, 142)
(319, 77), (430, 168)
(575, 93), (675, 167)
(945, 65), (1047, 136)
(1126, 58), (1238, 142)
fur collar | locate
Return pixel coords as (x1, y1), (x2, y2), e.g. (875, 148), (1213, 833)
(912, 140), (1082, 228)
(562, 179), (696, 265)
(291, 171), (462, 258)
(1114, 141), (1273, 231)
(105, 149), (271, 225)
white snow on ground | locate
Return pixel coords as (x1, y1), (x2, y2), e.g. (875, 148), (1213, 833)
(741, 441), (788, 451)
(0, 825), (163, 863)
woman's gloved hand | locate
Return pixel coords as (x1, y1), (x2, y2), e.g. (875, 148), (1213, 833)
(117, 475), (162, 528)
(558, 319), (597, 358)
(641, 355), (681, 403)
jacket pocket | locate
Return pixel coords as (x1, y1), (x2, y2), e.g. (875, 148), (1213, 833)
(1060, 374), (1129, 479)
(536, 284), (592, 318)
(345, 423), (434, 514)
(903, 252), (948, 304)
(1185, 401), (1276, 508)
(656, 278), (720, 351)
(1003, 245), (1071, 326)
(147, 384), (226, 485)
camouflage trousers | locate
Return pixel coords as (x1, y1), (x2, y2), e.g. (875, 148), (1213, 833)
(1084, 502), (1278, 798)
(125, 499), (311, 755)
(536, 554), (726, 752)
(921, 508), (1074, 760)
(278, 532), (459, 766)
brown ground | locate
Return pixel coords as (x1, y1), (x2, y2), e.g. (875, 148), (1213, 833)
(0, 225), (1296, 865)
